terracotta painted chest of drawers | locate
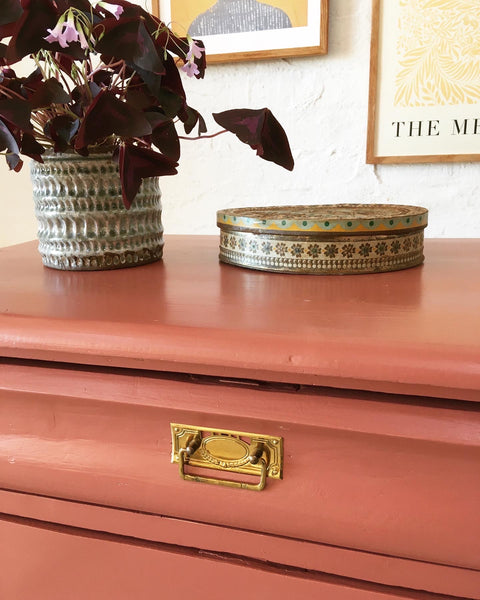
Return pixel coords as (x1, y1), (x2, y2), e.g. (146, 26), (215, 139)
(0, 236), (479, 599)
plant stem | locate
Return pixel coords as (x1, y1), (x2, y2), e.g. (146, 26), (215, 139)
(0, 86), (26, 101)
(178, 130), (227, 141)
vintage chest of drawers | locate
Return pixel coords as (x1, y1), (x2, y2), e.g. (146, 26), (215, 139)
(0, 236), (479, 599)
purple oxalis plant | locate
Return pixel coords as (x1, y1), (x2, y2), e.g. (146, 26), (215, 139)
(0, 0), (294, 208)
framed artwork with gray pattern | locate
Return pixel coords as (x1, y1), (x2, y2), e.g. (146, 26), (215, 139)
(155, 1), (328, 63)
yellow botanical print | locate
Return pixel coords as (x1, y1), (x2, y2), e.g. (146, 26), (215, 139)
(395, 0), (480, 106)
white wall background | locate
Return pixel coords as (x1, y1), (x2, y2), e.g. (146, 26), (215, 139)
(1, 0), (479, 248)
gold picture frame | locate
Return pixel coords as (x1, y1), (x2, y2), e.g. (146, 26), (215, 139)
(367, 0), (480, 164)
(154, 0), (328, 63)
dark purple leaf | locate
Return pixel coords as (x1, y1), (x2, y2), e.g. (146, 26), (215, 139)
(0, 117), (22, 170)
(7, 151), (22, 170)
(6, 0), (59, 63)
(125, 85), (155, 111)
(95, 17), (164, 75)
(0, 116), (17, 150)
(44, 114), (79, 152)
(143, 111), (169, 129)
(0, 0), (22, 27)
(29, 77), (70, 108)
(0, 96), (31, 130)
(179, 106), (207, 136)
(55, 53), (75, 77)
(21, 131), (44, 161)
(135, 53), (187, 119)
(43, 40), (87, 61)
(30, 54), (78, 84)
(1, 66), (15, 77)
(161, 52), (186, 100)
(0, 42), (7, 62)
(5, 1), (86, 62)
(132, 68), (183, 118)
(145, 115), (180, 161)
(16, 67), (43, 100)
(70, 81), (101, 117)
(92, 69), (113, 88)
(72, 82), (101, 103)
(74, 89), (152, 150)
(22, 66), (42, 86)
(154, 28), (189, 61)
(116, 143), (177, 209)
(213, 108), (294, 171)
(56, 0), (94, 12)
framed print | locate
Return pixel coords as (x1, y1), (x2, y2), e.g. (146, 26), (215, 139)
(367, 0), (480, 164)
(154, 1), (328, 63)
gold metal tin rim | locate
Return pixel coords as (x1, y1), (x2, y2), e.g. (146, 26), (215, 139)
(217, 204), (429, 237)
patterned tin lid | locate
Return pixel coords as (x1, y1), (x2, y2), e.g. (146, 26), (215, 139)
(217, 204), (428, 236)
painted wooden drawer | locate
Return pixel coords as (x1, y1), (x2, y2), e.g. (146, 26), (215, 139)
(3, 516), (468, 600)
(1, 359), (479, 599)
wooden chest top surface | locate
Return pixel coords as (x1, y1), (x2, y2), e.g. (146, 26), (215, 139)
(1, 237), (480, 599)
(0, 237), (479, 400)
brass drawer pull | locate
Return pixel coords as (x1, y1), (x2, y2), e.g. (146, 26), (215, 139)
(171, 424), (283, 492)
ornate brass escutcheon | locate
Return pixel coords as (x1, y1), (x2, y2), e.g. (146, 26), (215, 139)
(170, 424), (283, 491)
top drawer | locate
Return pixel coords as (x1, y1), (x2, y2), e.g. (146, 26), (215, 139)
(1, 359), (479, 572)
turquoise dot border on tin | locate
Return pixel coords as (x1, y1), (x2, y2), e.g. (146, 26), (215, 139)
(217, 206), (428, 234)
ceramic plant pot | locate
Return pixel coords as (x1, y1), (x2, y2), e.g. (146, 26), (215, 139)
(31, 152), (163, 271)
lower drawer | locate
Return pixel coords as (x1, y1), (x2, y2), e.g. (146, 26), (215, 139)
(2, 489), (480, 598)
(0, 515), (472, 600)
(1, 360), (479, 576)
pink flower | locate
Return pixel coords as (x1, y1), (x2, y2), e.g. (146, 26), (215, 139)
(181, 62), (200, 78)
(63, 15), (80, 44)
(44, 19), (69, 48)
(77, 28), (91, 50)
(188, 40), (205, 61)
(44, 13), (80, 48)
(93, 1), (124, 20)
(182, 40), (205, 77)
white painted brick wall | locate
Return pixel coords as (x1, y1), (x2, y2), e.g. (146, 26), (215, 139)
(1, 0), (478, 248)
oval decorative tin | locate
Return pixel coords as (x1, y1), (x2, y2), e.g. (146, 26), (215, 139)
(217, 204), (428, 275)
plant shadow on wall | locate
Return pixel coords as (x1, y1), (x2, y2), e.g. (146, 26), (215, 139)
(0, 0), (293, 269)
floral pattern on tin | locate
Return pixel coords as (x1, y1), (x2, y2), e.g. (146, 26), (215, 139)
(359, 243), (372, 257)
(307, 244), (321, 258)
(375, 241), (388, 256)
(390, 240), (401, 254)
(261, 241), (273, 254)
(324, 244), (339, 258)
(341, 243), (355, 258)
(219, 231), (424, 274)
(289, 243), (304, 257)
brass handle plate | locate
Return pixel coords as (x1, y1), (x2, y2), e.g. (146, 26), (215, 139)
(171, 424), (283, 491)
